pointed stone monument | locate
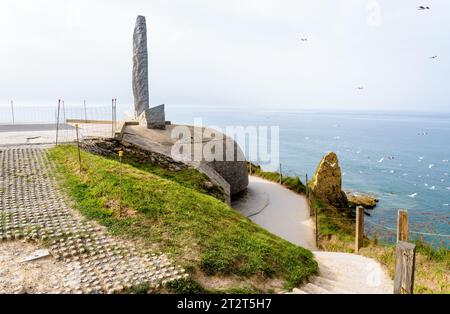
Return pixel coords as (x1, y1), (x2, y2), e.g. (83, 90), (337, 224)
(132, 15), (166, 129)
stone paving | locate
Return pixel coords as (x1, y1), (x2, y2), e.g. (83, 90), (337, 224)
(0, 146), (186, 293)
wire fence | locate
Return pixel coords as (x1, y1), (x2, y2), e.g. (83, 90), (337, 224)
(0, 101), (130, 146)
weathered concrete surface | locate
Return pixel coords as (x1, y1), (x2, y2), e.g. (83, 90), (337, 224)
(0, 123), (115, 146)
(119, 124), (249, 203)
(132, 15), (150, 117)
(309, 152), (348, 208)
(139, 105), (166, 130)
(291, 252), (393, 294)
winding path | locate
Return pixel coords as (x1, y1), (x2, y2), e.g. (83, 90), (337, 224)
(233, 175), (393, 294)
(233, 176), (316, 250)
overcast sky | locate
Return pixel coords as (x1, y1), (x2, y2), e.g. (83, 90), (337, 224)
(0, 0), (449, 112)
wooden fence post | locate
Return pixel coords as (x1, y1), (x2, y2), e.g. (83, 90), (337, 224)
(397, 209), (408, 242)
(315, 203), (318, 248)
(10, 100), (14, 124)
(355, 206), (364, 252)
(55, 99), (61, 146)
(279, 163), (283, 184)
(305, 173), (308, 197)
(83, 100), (87, 122)
(75, 124), (82, 172)
(62, 100), (66, 125)
(394, 241), (416, 294)
(118, 149), (124, 217)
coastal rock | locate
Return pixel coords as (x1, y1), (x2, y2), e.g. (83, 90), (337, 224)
(132, 15), (150, 117)
(309, 152), (348, 208)
(346, 191), (378, 209)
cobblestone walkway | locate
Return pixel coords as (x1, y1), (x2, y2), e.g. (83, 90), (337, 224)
(0, 146), (185, 293)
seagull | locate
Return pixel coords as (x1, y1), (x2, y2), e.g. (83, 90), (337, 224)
(418, 6), (430, 10)
(430, 186), (436, 190)
(378, 157), (384, 163)
(326, 161), (336, 168)
(408, 193), (418, 198)
(429, 164), (435, 169)
(429, 56), (438, 59)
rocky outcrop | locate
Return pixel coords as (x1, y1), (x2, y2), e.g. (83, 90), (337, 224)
(309, 152), (348, 208)
(345, 191), (378, 209)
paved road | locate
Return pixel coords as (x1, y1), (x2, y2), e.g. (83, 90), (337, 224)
(233, 176), (317, 250)
(0, 123), (111, 145)
(0, 124), (71, 132)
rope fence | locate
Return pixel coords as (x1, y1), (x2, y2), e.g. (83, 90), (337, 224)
(316, 206), (449, 248)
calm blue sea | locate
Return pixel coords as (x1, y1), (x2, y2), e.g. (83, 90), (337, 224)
(1, 104), (449, 245)
(167, 106), (450, 246)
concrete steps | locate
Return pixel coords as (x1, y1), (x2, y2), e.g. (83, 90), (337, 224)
(286, 251), (393, 294)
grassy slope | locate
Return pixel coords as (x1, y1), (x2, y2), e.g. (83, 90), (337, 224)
(120, 153), (226, 202)
(48, 145), (317, 293)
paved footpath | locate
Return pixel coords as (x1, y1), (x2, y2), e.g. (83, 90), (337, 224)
(233, 176), (393, 294)
(233, 176), (317, 250)
(0, 146), (185, 293)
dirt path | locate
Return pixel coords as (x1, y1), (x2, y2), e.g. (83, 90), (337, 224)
(233, 176), (317, 250)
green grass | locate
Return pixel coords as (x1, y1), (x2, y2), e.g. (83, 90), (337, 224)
(308, 192), (449, 293)
(249, 163), (306, 194)
(48, 145), (317, 292)
(120, 154), (225, 202)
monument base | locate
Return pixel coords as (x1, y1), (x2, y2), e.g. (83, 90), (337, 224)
(138, 104), (166, 130)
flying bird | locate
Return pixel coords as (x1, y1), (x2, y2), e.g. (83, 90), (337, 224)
(299, 38), (308, 42)
(417, 6), (430, 10)
(408, 193), (418, 198)
(429, 56), (438, 59)
(356, 86), (364, 90)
